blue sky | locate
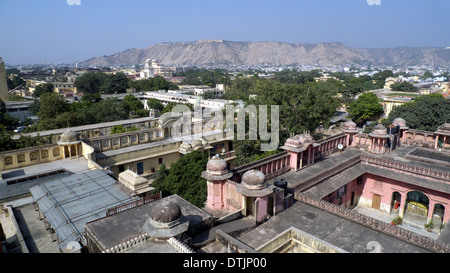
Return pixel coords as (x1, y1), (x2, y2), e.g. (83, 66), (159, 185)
(0, 0), (448, 65)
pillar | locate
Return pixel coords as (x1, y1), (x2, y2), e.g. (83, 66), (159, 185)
(206, 179), (226, 210)
(289, 152), (299, 171)
(427, 200), (436, 224)
(299, 151), (303, 169)
(255, 195), (269, 224)
(435, 135), (439, 150)
(399, 193), (407, 218)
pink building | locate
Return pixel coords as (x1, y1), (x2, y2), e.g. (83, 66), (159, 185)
(204, 117), (450, 234)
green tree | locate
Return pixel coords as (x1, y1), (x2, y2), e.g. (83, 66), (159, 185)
(37, 93), (70, 120)
(74, 72), (106, 94)
(151, 163), (170, 196)
(6, 75), (26, 90)
(111, 125), (127, 134)
(390, 81), (418, 92)
(252, 80), (341, 140)
(348, 92), (384, 126)
(147, 98), (164, 112)
(33, 83), (55, 98)
(152, 151), (208, 207)
(130, 76), (177, 91)
(121, 94), (148, 117)
(100, 72), (129, 94)
(372, 70), (394, 88)
(383, 93), (450, 131)
(422, 70), (434, 79)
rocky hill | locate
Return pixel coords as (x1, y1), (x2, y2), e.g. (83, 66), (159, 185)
(80, 40), (450, 68)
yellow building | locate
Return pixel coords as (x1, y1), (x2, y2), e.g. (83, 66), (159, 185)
(381, 96), (413, 118)
(1, 114), (235, 180)
(383, 77), (400, 89)
(53, 82), (77, 95)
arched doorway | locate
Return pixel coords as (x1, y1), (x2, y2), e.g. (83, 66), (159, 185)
(64, 146), (70, 158)
(432, 204), (445, 230)
(390, 191), (402, 215)
(164, 127), (170, 138)
(70, 145), (77, 157)
(403, 190), (429, 224)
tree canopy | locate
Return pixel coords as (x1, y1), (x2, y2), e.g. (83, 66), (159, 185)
(251, 79), (341, 140)
(389, 81), (418, 92)
(33, 83), (54, 98)
(151, 151), (208, 207)
(74, 71), (106, 94)
(348, 92), (384, 126)
(383, 93), (450, 131)
(147, 98), (164, 112)
(130, 76), (178, 91)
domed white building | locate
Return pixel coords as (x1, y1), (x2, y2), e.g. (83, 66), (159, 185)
(57, 129), (81, 158)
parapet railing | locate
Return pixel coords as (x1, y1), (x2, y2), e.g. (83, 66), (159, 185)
(167, 237), (195, 253)
(291, 154), (361, 192)
(106, 192), (162, 217)
(294, 192), (450, 253)
(360, 154), (450, 182)
(291, 152), (450, 194)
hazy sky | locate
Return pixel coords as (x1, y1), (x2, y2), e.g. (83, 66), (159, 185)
(1, 0), (449, 65)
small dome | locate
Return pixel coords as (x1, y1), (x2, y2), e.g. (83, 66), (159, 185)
(343, 120), (357, 131)
(59, 129), (79, 143)
(241, 169), (266, 189)
(438, 123), (450, 132)
(392, 118), (407, 127)
(284, 132), (314, 149)
(371, 124), (387, 135)
(206, 155), (228, 175)
(150, 200), (182, 225)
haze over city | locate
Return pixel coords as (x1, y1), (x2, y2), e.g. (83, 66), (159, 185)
(1, 0), (449, 65)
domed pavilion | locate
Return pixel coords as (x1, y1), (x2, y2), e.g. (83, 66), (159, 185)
(434, 122), (450, 150)
(368, 124), (390, 154)
(57, 129), (81, 158)
(202, 155), (233, 210)
(236, 169), (274, 223)
(342, 120), (359, 147)
(141, 200), (189, 240)
(280, 131), (318, 171)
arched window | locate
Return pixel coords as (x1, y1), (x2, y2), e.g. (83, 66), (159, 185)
(17, 154), (25, 163)
(30, 151), (38, 161)
(4, 156), (13, 165)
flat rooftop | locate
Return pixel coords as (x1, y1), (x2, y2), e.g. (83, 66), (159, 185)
(0, 157), (91, 203)
(237, 201), (430, 253)
(12, 116), (158, 139)
(29, 169), (137, 251)
(85, 194), (214, 252)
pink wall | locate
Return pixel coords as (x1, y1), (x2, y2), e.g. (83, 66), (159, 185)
(322, 178), (363, 209)
(321, 170), (450, 224)
(256, 196), (268, 223)
(361, 173), (450, 223)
